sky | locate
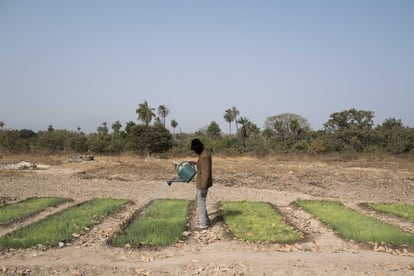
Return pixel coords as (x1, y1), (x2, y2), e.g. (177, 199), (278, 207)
(1, 0), (413, 134)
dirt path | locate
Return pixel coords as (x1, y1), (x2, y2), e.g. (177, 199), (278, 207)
(1, 155), (414, 275)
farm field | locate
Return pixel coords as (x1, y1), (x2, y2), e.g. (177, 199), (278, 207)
(1, 154), (414, 275)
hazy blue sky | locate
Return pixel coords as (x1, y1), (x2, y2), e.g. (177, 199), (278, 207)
(1, 0), (413, 133)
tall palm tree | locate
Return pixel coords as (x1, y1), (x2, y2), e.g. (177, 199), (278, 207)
(112, 120), (122, 138)
(237, 116), (258, 147)
(231, 106), (240, 133)
(158, 105), (170, 127)
(136, 100), (155, 125)
(171, 119), (178, 136)
(223, 109), (235, 134)
(237, 117), (249, 147)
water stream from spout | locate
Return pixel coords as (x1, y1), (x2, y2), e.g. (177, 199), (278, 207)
(148, 181), (171, 201)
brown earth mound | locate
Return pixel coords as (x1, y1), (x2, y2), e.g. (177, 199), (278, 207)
(0, 155), (413, 275)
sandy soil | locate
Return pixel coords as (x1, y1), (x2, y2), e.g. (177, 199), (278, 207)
(0, 154), (414, 275)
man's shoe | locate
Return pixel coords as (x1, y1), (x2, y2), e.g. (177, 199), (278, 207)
(195, 226), (209, 231)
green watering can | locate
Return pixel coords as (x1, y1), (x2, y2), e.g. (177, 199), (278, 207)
(166, 161), (197, 186)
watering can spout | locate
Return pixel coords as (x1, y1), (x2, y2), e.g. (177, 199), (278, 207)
(166, 161), (197, 185)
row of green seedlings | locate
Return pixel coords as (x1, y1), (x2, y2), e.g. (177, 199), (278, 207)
(104, 199), (414, 248)
(1, 198), (414, 249)
(0, 197), (71, 226)
(0, 198), (303, 248)
(109, 200), (303, 247)
(0, 198), (129, 249)
(295, 200), (414, 246)
(366, 202), (414, 221)
(110, 199), (192, 247)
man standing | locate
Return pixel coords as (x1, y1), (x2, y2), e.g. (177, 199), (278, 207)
(190, 138), (212, 230)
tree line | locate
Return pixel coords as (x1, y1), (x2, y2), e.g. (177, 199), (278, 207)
(1, 102), (413, 157)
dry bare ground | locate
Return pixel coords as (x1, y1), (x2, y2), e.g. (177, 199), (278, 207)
(0, 154), (414, 275)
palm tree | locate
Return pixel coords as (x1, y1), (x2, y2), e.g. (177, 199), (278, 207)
(223, 109), (235, 134)
(158, 105), (170, 127)
(231, 106), (240, 133)
(136, 100), (155, 125)
(237, 116), (258, 147)
(171, 119), (178, 136)
(97, 122), (108, 135)
(112, 120), (122, 138)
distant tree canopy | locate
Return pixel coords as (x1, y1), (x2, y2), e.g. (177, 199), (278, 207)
(324, 108), (374, 132)
(375, 118), (414, 154)
(264, 113), (310, 141)
(207, 121), (222, 139)
(125, 123), (173, 155)
(1, 107), (413, 157)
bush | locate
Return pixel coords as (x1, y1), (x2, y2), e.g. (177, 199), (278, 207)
(87, 134), (111, 153)
(125, 125), (173, 155)
(68, 134), (88, 153)
(309, 133), (343, 154)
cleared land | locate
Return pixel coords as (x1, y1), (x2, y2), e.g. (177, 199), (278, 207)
(0, 154), (414, 275)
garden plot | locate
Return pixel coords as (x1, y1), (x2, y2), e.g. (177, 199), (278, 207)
(109, 199), (305, 249)
(110, 199), (191, 248)
(367, 202), (414, 222)
(0, 198), (129, 249)
(295, 200), (414, 247)
(220, 201), (303, 243)
(349, 202), (414, 244)
(1, 196), (414, 251)
(0, 197), (70, 225)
